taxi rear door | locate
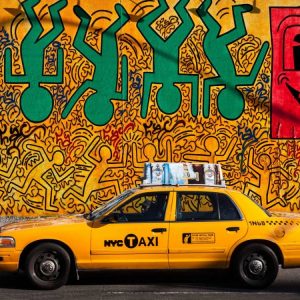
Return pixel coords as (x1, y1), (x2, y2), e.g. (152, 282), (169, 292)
(169, 190), (248, 268)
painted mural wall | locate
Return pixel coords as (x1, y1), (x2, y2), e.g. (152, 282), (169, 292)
(0, 0), (300, 216)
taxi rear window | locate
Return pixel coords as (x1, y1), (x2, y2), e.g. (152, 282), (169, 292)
(176, 192), (241, 221)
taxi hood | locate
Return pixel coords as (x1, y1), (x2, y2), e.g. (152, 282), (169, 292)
(0, 214), (86, 233)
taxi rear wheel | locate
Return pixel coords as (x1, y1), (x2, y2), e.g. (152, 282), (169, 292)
(24, 242), (71, 290)
(233, 244), (279, 288)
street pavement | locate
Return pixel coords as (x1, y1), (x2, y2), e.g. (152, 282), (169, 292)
(0, 268), (299, 300)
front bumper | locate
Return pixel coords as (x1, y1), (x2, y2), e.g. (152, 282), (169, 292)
(0, 249), (21, 272)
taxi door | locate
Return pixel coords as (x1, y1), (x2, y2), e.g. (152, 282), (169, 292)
(90, 191), (172, 269)
(169, 191), (248, 269)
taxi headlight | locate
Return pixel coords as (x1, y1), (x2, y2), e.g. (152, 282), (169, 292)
(0, 237), (15, 248)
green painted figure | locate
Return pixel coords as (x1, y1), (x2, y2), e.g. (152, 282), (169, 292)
(137, 0), (199, 118)
(61, 4), (130, 126)
(4, 0), (66, 122)
(197, 0), (269, 119)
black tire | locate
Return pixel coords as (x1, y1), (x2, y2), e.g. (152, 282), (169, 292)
(232, 243), (279, 288)
(24, 242), (71, 290)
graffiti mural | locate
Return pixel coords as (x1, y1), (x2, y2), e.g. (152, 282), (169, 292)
(0, 0), (300, 216)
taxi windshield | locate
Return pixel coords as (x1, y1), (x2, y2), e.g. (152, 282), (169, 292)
(84, 189), (135, 220)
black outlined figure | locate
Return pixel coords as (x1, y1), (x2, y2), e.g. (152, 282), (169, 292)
(244, 148), (293, 208)
(63, 137), (126, 202)
(8, 144), (74, 212)
(184, 136), (237, 163)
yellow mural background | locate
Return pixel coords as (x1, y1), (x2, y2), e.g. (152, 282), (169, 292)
(0, 0), (300, 216)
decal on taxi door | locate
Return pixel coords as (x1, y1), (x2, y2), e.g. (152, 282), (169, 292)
(104, 234), (159, 248)
(182, 233), (215, 244)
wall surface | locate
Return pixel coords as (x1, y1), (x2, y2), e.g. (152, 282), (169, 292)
(0, 0), (300, 216)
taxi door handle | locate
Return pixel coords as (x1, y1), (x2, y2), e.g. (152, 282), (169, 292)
(152, 228), (167, 233)
(226, 227), (240, 232)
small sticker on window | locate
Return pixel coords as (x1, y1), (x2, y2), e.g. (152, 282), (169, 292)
(182, 232), (215, 244)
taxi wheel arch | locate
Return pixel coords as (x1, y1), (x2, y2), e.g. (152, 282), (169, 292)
(231, 242), (280, 288)
(20, 240), (77, 289)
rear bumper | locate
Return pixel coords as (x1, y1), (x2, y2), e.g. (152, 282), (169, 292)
(0, 249), (21, 272)
(282, 244), (300, 268)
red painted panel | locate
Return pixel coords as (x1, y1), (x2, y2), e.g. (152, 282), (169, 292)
(271, 8), (300, 138)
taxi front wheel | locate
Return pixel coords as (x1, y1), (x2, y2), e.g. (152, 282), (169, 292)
(24, 242), (71, 290)
(232, 244), (279, 288)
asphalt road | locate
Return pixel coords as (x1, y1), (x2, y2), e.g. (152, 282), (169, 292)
(0, 268), (300, 300)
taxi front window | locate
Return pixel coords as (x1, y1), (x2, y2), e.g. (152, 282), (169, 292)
(84, 189), (135, 220)
(104, 193), (169, 223)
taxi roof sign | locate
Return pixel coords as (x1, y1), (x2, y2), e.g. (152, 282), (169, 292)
(142, 163), (225, 187)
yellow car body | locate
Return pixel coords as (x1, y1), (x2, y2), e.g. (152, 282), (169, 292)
(1, 185), (300, 289)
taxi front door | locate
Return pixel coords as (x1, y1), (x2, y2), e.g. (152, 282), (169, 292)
(90, 192), (171, 269)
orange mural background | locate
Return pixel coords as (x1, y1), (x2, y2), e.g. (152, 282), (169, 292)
(0, 0), (300, 216)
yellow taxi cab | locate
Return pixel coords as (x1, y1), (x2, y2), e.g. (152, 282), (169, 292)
(1, 163), (300, 290)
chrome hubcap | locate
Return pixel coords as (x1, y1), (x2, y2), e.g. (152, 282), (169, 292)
(40, 259), (57, 276)
(248, 259), (264, 275)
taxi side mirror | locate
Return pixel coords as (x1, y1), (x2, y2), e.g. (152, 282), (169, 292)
(102, 212), (122, 223)
(102, 214), (117, 223)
